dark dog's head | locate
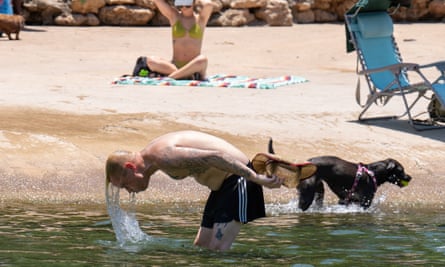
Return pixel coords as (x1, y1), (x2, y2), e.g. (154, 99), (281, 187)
(383, 159), (412, 187)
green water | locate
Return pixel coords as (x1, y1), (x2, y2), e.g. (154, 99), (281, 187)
(1, 201), (445, 266)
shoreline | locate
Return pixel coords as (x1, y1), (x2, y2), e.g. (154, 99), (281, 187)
(1, 25), (444, 205)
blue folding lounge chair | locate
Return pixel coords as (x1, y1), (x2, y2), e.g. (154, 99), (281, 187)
(344, 0), (445, 130)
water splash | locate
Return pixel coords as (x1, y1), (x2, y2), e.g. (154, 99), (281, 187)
(104, 184), (195, 252)
(105, 184), (152, 245)
(266, 198), (378, 215)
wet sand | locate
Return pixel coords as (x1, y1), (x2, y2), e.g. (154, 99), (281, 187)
(0, 24), (444, 206)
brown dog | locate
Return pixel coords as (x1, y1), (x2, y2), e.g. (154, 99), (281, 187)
(0, 14), (25, 40)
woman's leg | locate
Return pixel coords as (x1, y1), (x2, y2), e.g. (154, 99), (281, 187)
(132, 56), (177, 77)
(169, 55), (208, 80)
(146, 56), (178, 75)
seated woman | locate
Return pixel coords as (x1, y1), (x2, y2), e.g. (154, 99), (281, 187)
(133, 0), (213, 80)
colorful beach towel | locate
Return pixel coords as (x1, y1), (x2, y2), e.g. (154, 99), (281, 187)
(112, 74), (308, 89)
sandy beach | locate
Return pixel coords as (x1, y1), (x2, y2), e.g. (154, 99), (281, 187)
(0, 24), (444, 206)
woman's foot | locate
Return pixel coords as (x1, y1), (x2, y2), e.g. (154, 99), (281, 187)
(132, 56), (162, 77)
(132, 56), (150, 77)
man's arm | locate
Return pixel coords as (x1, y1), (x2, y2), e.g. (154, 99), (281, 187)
(160, 146), (283, 188)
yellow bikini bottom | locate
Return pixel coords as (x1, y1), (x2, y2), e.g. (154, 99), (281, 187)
(173, 60), (189, 68)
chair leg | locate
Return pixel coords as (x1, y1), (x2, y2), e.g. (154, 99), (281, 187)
(358, 94), (397, 121)
(358, 91), (445, 131)
(411, 120), (445, 131)
(401, 90), (445, 131)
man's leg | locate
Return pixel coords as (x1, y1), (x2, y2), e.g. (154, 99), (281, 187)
(194, 220), (241, 251)
(194, 227), (212, 248)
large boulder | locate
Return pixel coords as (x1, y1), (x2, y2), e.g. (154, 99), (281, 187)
(54, 13), (101, 25)
(134, 0), (157, 9)
(400, 0), (432, 20)
(429, 0), (445, 19)
(314, 9), (337, 22)
(23, 0), (70, 24)
(230, 0), (267, 9)
(209, 8), (255, 26)
(291, 1), (314, 23)
(312, 0), (331, 10)
(255, 0), (293, 26)
(98, 5), (154, 25)
(19, 0), (445, 25)
(294, 1), (312, 12)
(294, 9), (315, 23)
(334, 0), (355, 19)
(149, 10), (169, 25)
(71, 0), (106, 14)
(106, 0), (136, 5)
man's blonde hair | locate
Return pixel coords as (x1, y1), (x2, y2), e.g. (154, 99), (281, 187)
(105, 150), (133, 189)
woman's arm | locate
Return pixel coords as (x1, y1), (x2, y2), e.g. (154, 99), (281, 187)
(153, 0), (178, 23)
(197, 0), (214, 25)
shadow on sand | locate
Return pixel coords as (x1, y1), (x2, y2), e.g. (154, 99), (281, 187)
(22, 26), (47, 32)
(348, 119), (445, 143)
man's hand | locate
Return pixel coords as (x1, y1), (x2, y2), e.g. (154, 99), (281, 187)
(255, 173), (284, 189)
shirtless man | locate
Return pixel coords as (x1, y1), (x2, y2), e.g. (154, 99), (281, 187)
(105, 130), (284, 251)
(132, 0), (213, 80)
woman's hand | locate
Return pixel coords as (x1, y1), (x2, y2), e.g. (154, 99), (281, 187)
(197, 0), (212, 6)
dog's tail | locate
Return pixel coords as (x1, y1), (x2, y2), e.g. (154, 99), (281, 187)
(268, 138), (275, 154)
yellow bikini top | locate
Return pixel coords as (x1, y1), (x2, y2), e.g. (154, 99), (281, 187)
(172, 20), (203, 39)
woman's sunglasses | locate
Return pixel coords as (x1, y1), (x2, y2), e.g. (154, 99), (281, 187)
(177, 5), (192, 8)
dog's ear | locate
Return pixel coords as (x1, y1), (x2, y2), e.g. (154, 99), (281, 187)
(386, 159), (396, 170)
(268, 138), (275, 154)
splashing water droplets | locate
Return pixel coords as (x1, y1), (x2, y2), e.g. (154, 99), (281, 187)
(106, 184), (152, 245)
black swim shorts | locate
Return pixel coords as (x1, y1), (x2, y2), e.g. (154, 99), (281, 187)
(200, 164), (266, 228)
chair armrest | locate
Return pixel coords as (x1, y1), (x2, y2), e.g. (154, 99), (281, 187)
(419, 61), (445, 71)
(419, 61), (445, 84)
(358, 63), (419, 75)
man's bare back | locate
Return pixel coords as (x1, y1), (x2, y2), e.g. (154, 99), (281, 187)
(141, 131), (250, 190)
